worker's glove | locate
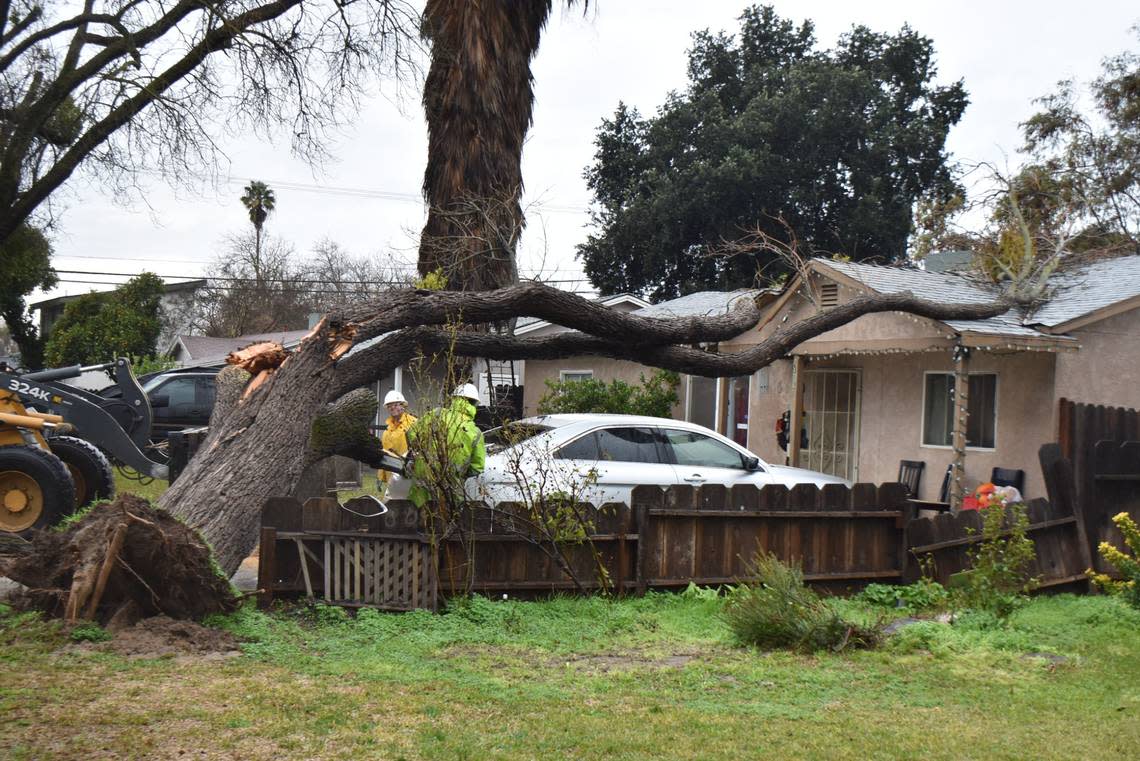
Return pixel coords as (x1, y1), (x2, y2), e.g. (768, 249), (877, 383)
(401, 451), (416, 478)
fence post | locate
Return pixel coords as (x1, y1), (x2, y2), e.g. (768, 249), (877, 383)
(257, 526), (277, 610)
(634, 503), (649, 594)
(615, 506), (632, 597)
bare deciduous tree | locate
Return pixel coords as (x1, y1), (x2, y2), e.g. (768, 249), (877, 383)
(0, 0), (420, 249)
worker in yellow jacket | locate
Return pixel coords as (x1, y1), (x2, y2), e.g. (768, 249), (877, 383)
(378, 389), (416, 495)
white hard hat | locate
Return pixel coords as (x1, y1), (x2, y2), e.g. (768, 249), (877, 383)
(383, 389), (407, 406)
(453, 383), (481, 403)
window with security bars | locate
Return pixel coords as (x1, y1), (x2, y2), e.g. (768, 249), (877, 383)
(922, 373), (997, 448)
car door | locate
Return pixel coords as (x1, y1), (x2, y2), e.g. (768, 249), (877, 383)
(660, 427), (770, 490)
(553, 426), (679, 504)
(149, 376), (200, 434)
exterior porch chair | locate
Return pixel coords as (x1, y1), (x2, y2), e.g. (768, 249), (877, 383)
(990, 467), (1025, 494)
(897, 460), (925, 499)
(908, 463), (953, 514)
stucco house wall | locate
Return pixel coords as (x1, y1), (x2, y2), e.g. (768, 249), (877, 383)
(521, 356), (687, 418)
(1054, 308), (1140, 412)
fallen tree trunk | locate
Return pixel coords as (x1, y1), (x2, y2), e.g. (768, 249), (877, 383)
(154, 282), (1008, 576)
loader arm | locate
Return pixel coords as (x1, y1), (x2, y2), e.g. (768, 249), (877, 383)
(1, 366), (169, 481)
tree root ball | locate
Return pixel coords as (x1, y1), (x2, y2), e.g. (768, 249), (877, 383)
(1, 494), (238, 625)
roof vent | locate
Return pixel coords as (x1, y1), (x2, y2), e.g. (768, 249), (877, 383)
(819, 283), (839, 308)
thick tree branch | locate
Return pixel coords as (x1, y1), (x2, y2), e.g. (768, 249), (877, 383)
(343, 280), (765, 344)
(331, 289), (1010, 395)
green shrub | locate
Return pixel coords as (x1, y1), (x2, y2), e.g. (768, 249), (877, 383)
(1089, 512), (1140, 609)
(858, 580), (949, 612)
(957, 502), (1038, 617)
(722, 552), (879, 652)
(536, 369), (680, 417)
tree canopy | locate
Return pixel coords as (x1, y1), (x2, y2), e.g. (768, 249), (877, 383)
(0, 222), (55, 368)
(577, 5), (968, 300)
(1021, 29), (1140, 251)
(44, 273), (164, 366)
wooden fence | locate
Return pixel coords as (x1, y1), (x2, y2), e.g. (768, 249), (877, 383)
(905, 497), (1091, 590)
(1056, 399), (1140, 573)
(256, 441), (1139, 611)
(257, 482), (910, 611)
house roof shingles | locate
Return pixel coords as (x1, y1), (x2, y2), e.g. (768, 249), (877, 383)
(1026, 255), (1140, 328)
(176, 329), (312, 361)
(631, 289), (762, 318)
(811, 258), (1140, 342)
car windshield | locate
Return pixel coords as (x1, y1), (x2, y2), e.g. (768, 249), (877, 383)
(482, 423), (553, 455)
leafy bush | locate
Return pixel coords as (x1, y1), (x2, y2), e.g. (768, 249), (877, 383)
(858, 579), (949, 612)
(957, 502), (1038, 617)
(722, 552), (879, 652)
(1089, 512), (1140, 609)
(537, 369), (679, 417)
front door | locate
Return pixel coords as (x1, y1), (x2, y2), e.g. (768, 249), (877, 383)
(802, 370), (861, 480)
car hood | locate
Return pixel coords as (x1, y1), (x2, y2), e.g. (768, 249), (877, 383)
(764, 464), (852, 487)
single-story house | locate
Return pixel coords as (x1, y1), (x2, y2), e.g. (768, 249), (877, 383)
(520, 254), (1140, 506)
(729, 254), (1140, 503)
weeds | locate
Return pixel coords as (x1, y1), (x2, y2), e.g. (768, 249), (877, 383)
(957, 502), (1039, 617)
(859, 579), (949, 612)
(721, 552), (879, 652)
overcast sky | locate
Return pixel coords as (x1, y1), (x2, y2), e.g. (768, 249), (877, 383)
(40, 1), (1140, 304)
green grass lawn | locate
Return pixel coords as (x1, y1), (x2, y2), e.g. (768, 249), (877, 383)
(2, 593), (1137, 760)
(112, 468), (169, 503)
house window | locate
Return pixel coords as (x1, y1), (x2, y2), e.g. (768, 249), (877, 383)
(922, 373), (997, 449)
(560, 370), (593, 383)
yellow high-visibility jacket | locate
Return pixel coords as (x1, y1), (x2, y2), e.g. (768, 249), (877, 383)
(378, 413), (417, 484)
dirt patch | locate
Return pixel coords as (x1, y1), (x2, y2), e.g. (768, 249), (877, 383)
(69, 615), (242, 660)
(1, 494), (238, 625)
(555, 652), (699, 672)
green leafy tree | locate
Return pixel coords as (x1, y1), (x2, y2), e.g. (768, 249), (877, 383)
(1021, 29), (1140, 252)
(578, 5), (967, 299)
(0, 223), (56, 368)
(45, 274), (165, 366)
(537, 369), (680, 418)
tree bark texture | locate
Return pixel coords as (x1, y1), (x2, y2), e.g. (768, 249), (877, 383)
(158, 282), (1009, 576)
(418, 0), (555, 289)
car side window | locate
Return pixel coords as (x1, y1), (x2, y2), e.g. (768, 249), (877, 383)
(157, 377), (197, 407)
(595, 427), (663, 464)
(195, 377), (216, 406)
(664, 429), (747, 469)
(554, 432), (600, 460)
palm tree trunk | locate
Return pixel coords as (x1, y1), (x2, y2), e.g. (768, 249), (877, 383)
(418, 0), (555, 291)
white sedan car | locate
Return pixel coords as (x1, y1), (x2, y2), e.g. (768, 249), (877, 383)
(385, 414), (849, 506)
